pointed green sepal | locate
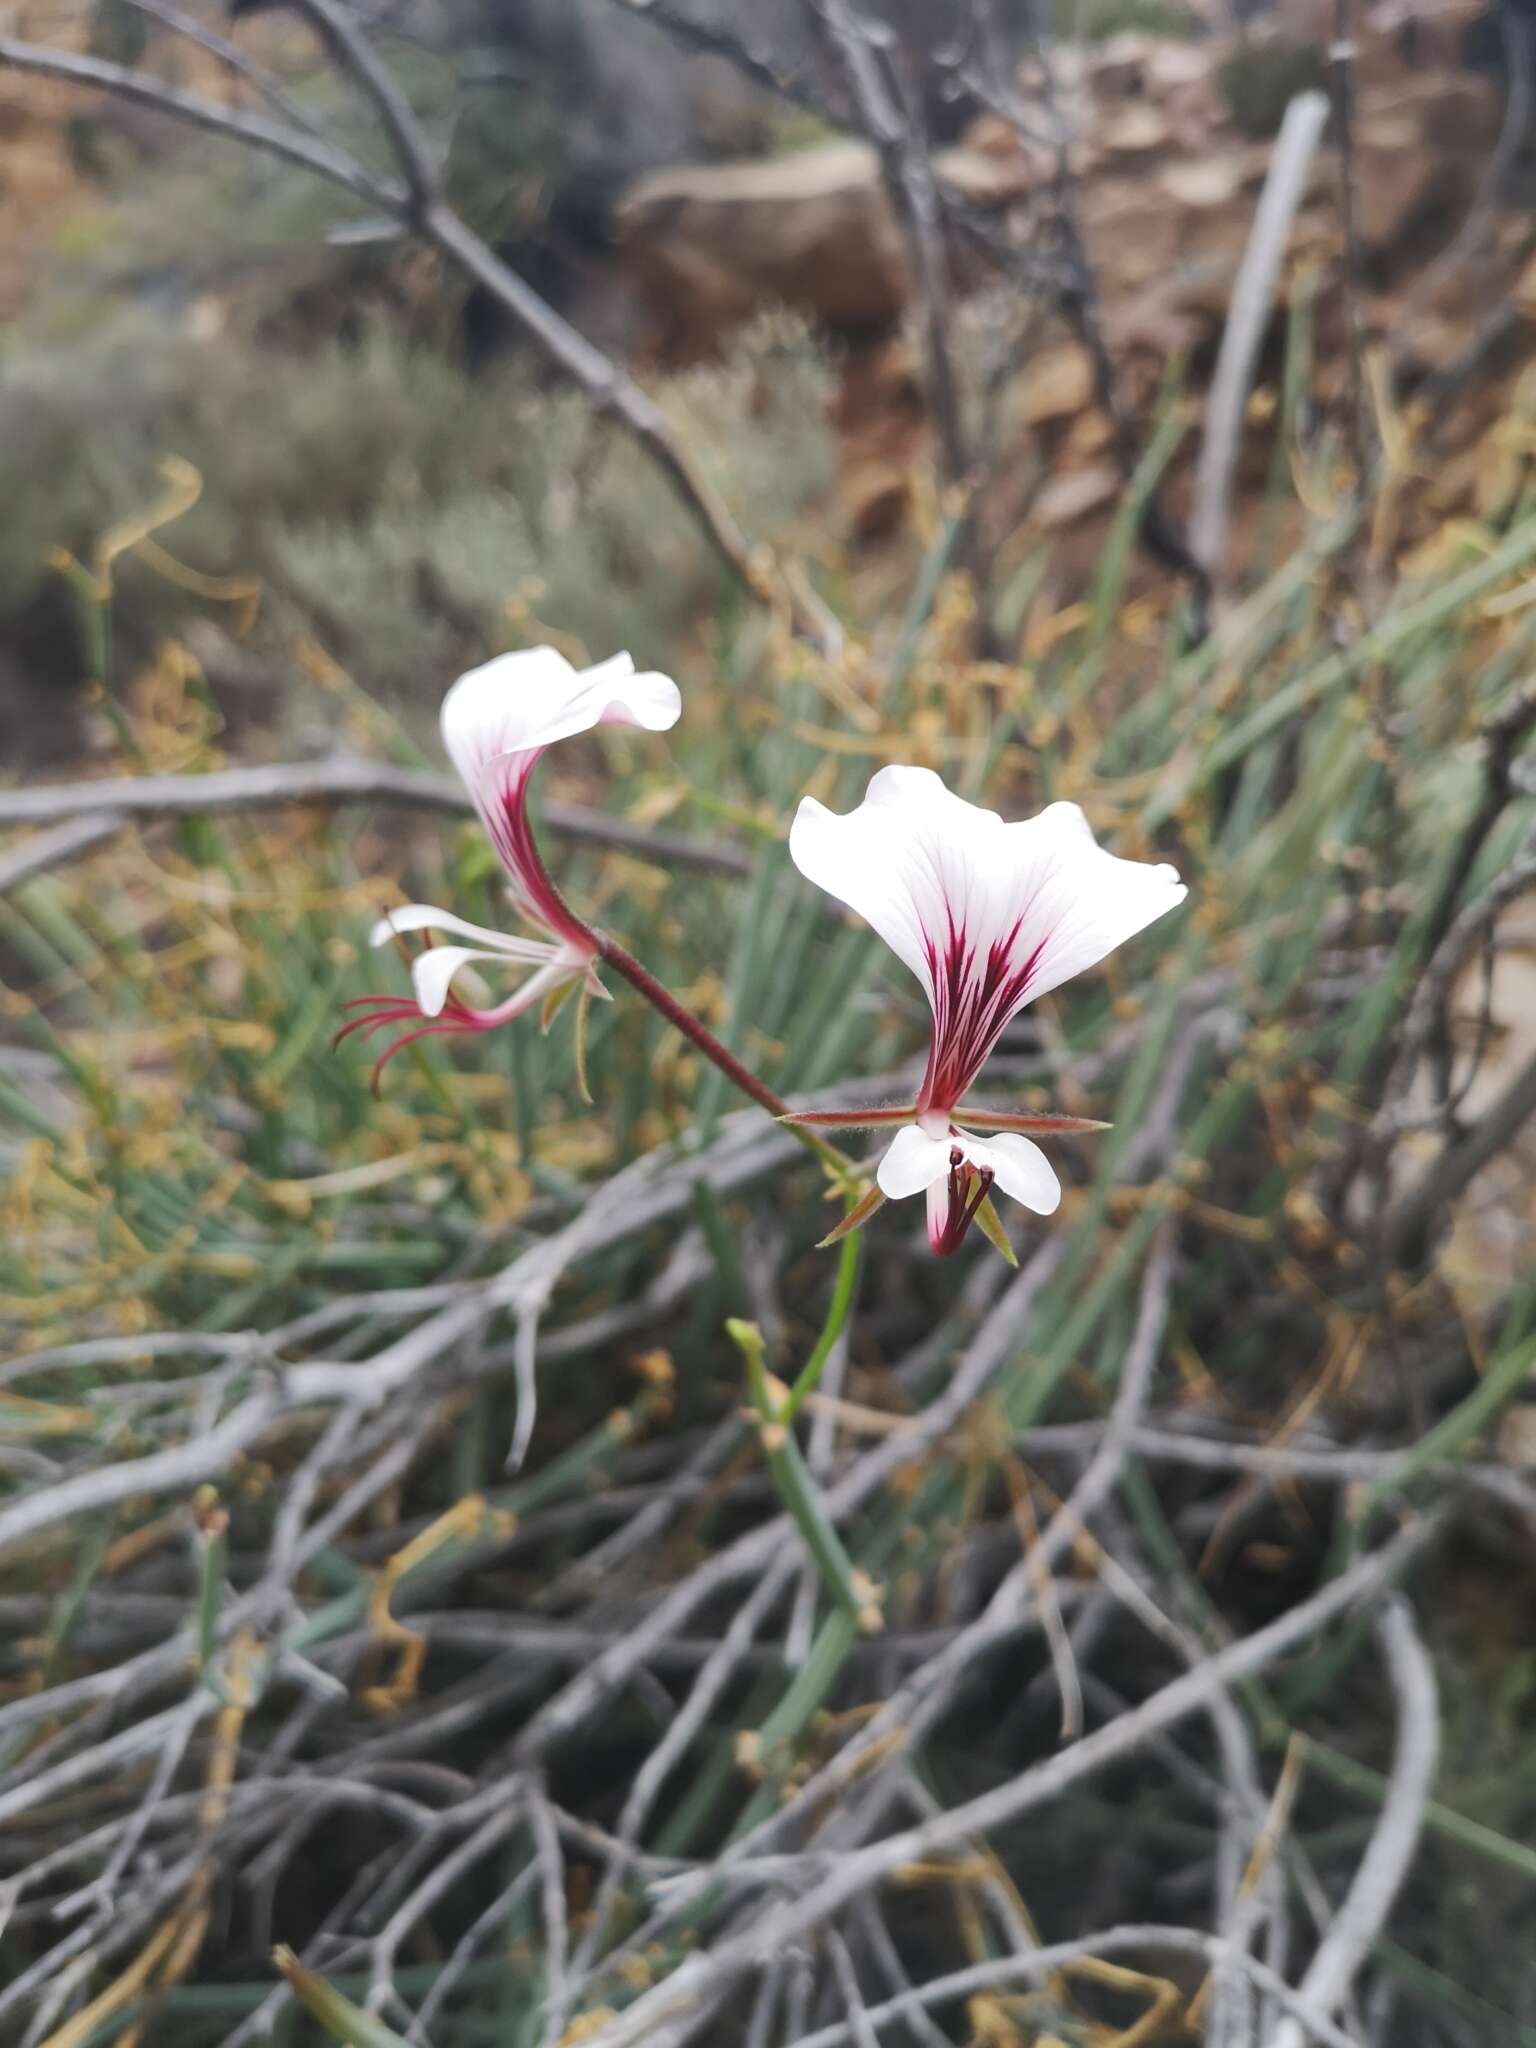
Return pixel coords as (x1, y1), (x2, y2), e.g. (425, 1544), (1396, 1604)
(958, 1108), (1112, 1134)
(539, 974), (581, 1036)
(573, 980), (594, 1105)
(817, 1180), (885, 1248)
(781, 1104), (920, 1129)
(972, 1192), (1019, 1267)
(273, 1947), (413, 2046)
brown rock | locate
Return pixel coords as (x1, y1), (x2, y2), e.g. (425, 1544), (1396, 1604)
(842, 459), (914, 545)
(1157, 157), (1249, 210)
(616, 143), (910, 357)
(1013, 345), (1096, 428)
(616, 132), (1033, 360)
(1099, 105), (1171, 157)
(1497, 1407), (1536, 1470)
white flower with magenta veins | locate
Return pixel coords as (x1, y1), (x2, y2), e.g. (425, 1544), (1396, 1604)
(338, 646), (680, 1088)
(788, 765), (1186, 1255)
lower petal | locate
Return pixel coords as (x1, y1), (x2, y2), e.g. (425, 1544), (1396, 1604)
(370, 903), (551, 958)
(876, 1125), (953, 1200)
(411, 944), (531, 1019)
(979, 1132), (1062, 1216)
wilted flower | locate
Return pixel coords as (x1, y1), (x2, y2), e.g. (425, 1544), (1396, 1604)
(788, 765), (1186, 1255)
(338, 646), (680, 1087)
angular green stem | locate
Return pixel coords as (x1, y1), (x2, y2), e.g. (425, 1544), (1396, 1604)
(779, 1226), (861, 1423)
(727, 1317), (871, 1626)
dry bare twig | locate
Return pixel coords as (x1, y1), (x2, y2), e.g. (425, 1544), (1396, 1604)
(1269, 1596), (1439, 2048)
(0, 755), (751, 882)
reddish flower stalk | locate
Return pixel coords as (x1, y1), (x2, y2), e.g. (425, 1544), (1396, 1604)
(593, 932), (793, 1123)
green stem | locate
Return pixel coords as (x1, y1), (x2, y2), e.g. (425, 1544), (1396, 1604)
(727, 1318), (870, 1625)
(779, 1226), (861, 1423)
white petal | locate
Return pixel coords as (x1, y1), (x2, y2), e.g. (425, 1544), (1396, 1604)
(993, 801), (1186, 1006)
(875, 1124), (954, 1200)
(410, 945), (511, 1018)
(791, 768), (1186, 1084)
(440, 645), (681, 799)
(971, 1131), (1061, 1217)
(789, 790), (933, 990)
(475, 953), (583, 1026)
(369, 903), (555, 960)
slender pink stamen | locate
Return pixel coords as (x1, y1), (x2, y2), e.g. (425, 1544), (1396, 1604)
(333, 990), (499, 1094)
(928, 1145), (995, 1257)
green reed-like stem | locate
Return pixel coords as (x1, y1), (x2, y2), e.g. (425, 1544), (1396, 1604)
(779, 1225), (861, 1423)
(727, 1317), (872, 1626)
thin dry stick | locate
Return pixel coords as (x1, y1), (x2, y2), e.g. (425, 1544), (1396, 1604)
(808, 0), (968, 486)
(0, 758), (750, 877)
(1386, 5), (1534, 393)
(0, 1392), (280, 1562)
(511, 1236), (1067, 1766)
(1328, 0), (1370, 486)
(748, 1224), (1177, 1862)
(120, 0), (332, 138)
(780, 1925), (1367, 2048)
(1384, 1040), (1536, 1263)
(574, 1515), (1435, 2048)
(291, 0), (438, 203)
(0, 814), (126, 893)
(1191, 90), (1330, 585)
(1269, 1596), (1439, 2048)
(0, 1118), (799, 1561)
(0, 36), (395, 201)
(1370, 843), (1536, 1140)
(561, 1552), (800, 2014)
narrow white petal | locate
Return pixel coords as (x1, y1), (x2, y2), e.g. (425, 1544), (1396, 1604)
(410, 945), (510, 1018)
(972, 1132), (1062, 1217)
(876, 1125), (953, 1200)
(369, 904), (556, 960)
(477, 953), (584, 1025)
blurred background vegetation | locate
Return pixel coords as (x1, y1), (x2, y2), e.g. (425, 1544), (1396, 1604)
(3, 2), (1536, 2044)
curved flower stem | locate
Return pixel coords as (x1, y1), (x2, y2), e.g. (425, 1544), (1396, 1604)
(593, 930), (846, 1171)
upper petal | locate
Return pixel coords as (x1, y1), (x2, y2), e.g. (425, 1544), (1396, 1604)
(791, 767), (1185, 1105)
(789, 770), (950, 990)
(989, 800), (1186, 1007)
(875, 1123), (954, 1200)
(440, 645), (681, 802)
